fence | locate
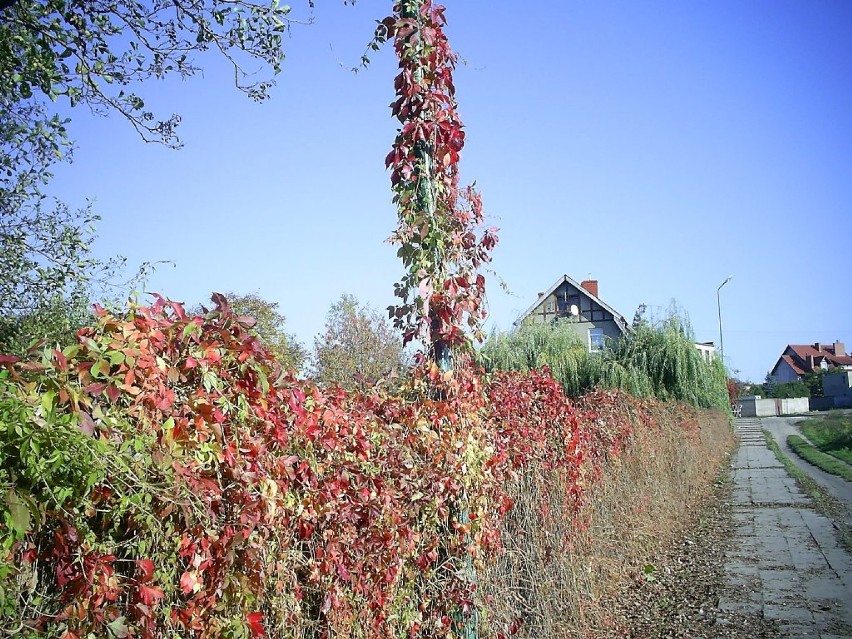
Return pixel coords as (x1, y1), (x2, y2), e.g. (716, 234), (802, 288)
(737, 397), (810, 418)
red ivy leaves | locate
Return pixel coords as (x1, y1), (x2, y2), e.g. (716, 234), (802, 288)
(246, 612), (265, 637)
(1, 297), (691, 638)
(386, 1), (498, 350)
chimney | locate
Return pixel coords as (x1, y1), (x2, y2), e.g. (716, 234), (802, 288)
(835, 341), (846, 356)
(814, 342), (822, 352)
(580, 279), (599, 298)
(806, 354), (815, 371)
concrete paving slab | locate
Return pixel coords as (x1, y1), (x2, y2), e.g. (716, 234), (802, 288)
(721, 418), (852, 637)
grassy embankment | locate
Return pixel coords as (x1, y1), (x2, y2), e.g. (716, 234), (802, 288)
(764, 430), (852, 552)
(795, 412), (852, 462)
(783, 412), (852, 481)
(479, 406), (735, 637)
(787, 435), (852, 482)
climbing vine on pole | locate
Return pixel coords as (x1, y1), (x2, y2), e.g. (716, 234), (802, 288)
(384, 0), (498, 363)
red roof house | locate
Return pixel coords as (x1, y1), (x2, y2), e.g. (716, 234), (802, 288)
(769, 341), (852, 383)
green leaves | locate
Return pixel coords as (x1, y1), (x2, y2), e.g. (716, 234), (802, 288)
(4, 489), (32, 537)
(106, 615), (130, 638)
(90, 358), (110, 379)
(1, 0), (303, 326)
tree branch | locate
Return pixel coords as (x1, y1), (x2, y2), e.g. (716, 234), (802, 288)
(0, 0), (19, 16)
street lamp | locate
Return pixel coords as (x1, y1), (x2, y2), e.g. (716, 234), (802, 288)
(717, 276), (733, 365)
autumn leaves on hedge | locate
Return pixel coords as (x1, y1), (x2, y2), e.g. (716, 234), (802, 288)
(0, 296), (696, 638)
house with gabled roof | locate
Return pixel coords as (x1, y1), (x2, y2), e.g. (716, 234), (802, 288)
(514, 274), (631, 352)
(769, 341), (852, 384)
(515, 273), (719, 359)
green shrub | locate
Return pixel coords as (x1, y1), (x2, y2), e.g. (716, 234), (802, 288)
(767, 381), (810, 398)
(787, 435), (852, 481)
(798, 415), (852, 466)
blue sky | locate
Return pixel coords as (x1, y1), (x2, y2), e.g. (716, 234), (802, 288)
(46, 0), (852, 382)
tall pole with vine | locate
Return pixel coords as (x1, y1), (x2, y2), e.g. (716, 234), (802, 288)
(384, 3), (495, 636)
(385, 0), (497, 374)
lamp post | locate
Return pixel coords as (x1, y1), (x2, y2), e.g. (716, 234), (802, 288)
(717, 276), (733, 365)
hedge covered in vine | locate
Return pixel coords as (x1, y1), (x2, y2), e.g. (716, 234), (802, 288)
(0, 296), (699, 638)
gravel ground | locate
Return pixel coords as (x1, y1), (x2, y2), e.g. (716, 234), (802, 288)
(602, 464), (781, 638)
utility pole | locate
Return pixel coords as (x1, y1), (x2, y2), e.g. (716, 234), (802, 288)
(717, 276), (733, 365)
(400, 0), (451, 374)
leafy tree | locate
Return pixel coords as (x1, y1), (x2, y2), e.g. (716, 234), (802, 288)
(0, 200), (133, 354)
(312, 293), (406, 392)
(803, 368), (837, 398)
(631, 303), (647, 330)
(481, 308), (731, 411)
(219, 292), (306, 371)
(767, 380), (810, 399)
(738, 381), (766, 397)
(763, 368), (830, 399)
(1, 0), (309, 349)
(0, 195), (164, 354)
(0, 287), (92, 355)
(1, 0), (300, 221)
(2, 0), (294, 158)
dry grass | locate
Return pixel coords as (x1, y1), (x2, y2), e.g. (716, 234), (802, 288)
(477, 408), (735, 637)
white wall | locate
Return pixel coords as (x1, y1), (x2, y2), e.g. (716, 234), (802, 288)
(738, 397), (809, 417)
(694, 343), (715, 363)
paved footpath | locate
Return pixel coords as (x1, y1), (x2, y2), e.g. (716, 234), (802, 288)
(720, 417), (852, 638)
(762, 416), (852, 527)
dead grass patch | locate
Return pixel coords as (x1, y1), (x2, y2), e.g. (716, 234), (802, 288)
(478, 407), (735, 637)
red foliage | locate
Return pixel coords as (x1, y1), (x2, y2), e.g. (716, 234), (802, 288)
(386, 1), (498, 350)
(726, 377), (739, 405)
(2, 296), (690, 638)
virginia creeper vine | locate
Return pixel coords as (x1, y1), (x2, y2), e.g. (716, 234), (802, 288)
(0, 295), (692, 638)
(385, 0), (498, 363)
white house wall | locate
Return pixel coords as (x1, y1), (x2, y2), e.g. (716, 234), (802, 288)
(525, 312), (623, 350)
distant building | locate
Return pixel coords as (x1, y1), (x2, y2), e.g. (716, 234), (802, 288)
(694, 341), (716, 364)
(768, 341), (852, 383)
(516, 274), (717, 358)
(823, 371), (852, 400)
(513, 274), (630, 352)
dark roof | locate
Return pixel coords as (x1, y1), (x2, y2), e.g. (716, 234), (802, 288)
(514, 273), (629, 330)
